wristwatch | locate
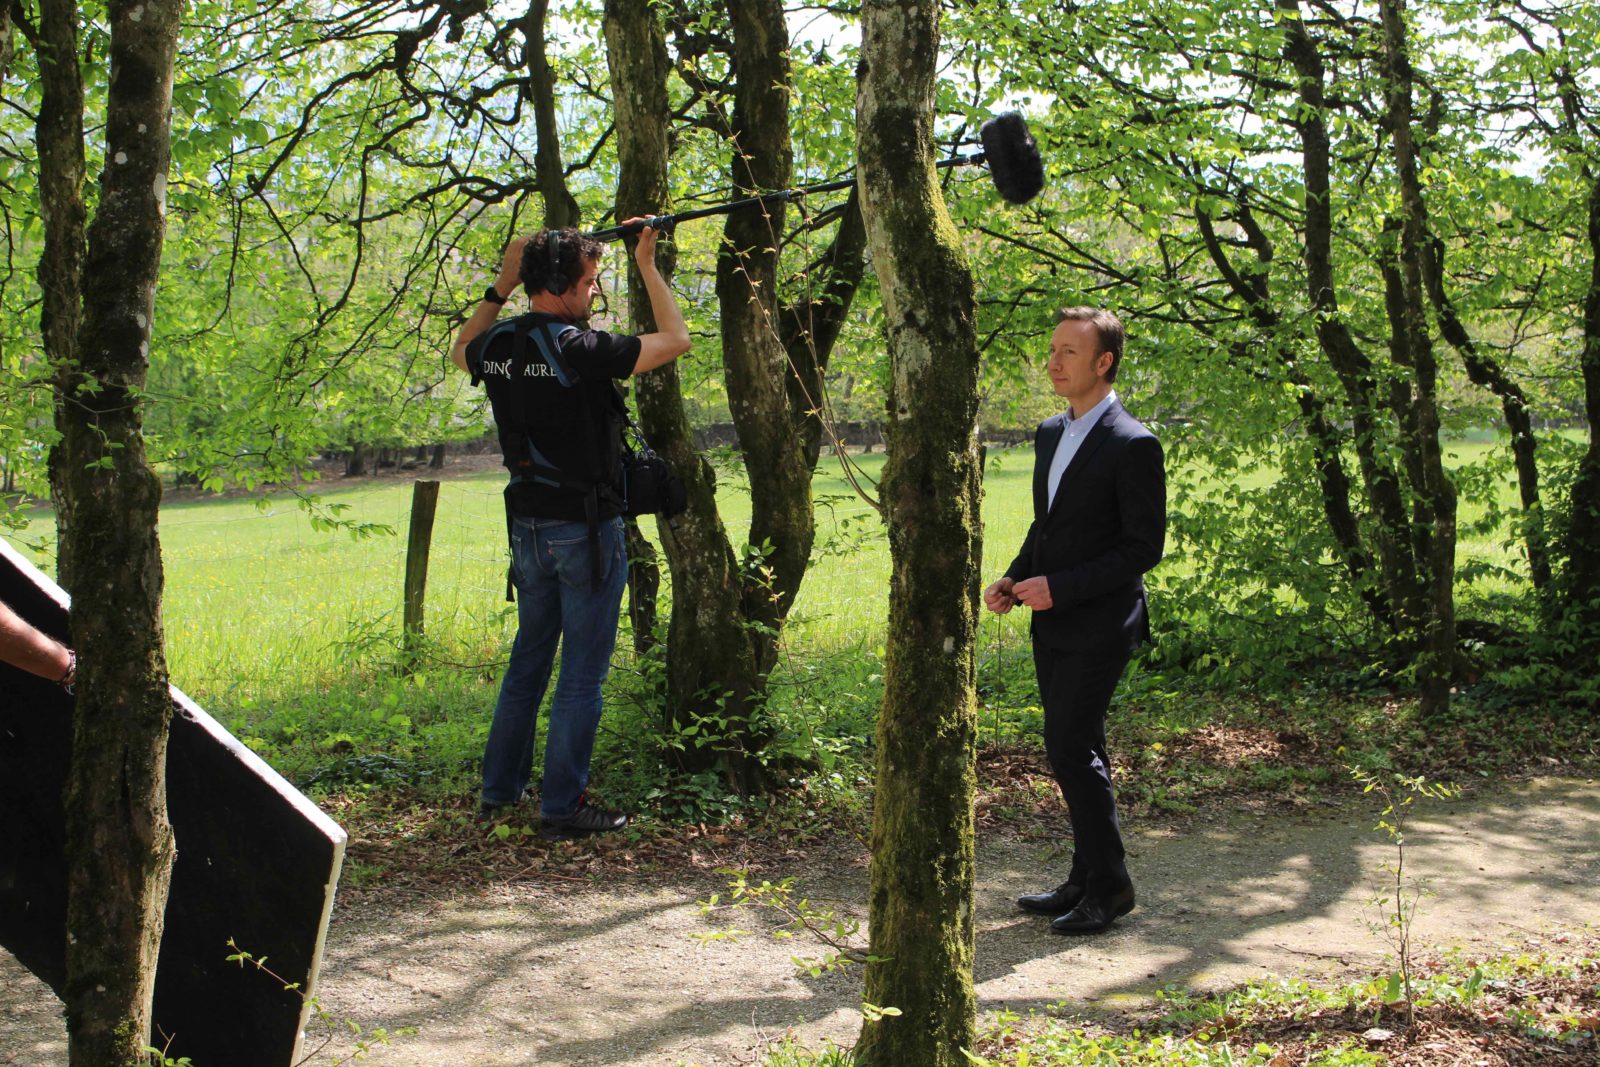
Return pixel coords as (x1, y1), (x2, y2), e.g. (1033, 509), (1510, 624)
(483, 285), (507, 305)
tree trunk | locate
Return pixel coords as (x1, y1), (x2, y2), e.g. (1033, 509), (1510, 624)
(604, 0), (757, 778)
(1195, 206), (1395, 633)
(1281, 0), (1425, 634)
(781, 191), (870, 471)
(37, 0), (185, 1060)
(523, 0), (580, 230)
(718, 0), (811, 645)
(1561, 165), (1600, 660)
(0, 3), (14, 83)
(1492, 3), (1600, 679)
(528, 0), (669, 654)
(608, 2), (871, 788)
(1377, 0), (1457, 716)
(1423, 235), (1550, 594)
(855, 2), (981, 1063)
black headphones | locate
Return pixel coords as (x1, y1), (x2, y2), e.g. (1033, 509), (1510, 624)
(544, 230), (565, 296)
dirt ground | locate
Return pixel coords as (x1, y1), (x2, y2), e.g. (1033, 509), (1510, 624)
(4, 776), (1597, 1067)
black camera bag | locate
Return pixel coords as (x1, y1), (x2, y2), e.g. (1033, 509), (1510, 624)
(620, 442), (686, 520)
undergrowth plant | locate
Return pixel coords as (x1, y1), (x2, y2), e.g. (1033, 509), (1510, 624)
(694, 868), (897, 1028)
(223, 940), (411, 1065)
(695, 868), (885, 980)
(1348, 766), (1457, 1028)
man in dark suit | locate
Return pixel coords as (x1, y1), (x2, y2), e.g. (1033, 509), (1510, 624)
(984, 306), (1166, 935)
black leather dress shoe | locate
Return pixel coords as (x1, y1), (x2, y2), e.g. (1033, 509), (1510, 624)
(1049, 881), (1135, 934)
(1017, 880), (1086, 915)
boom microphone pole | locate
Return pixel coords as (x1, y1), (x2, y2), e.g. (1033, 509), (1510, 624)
(589, 111), (1044, 242)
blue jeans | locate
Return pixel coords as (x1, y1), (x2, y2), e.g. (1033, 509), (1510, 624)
(480, 515), (626, 818)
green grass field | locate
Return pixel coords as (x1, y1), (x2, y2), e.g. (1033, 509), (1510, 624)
(3, 435), (1548, 794)
(7, 450), (1034, 693)
(6, 438), (1539, 686)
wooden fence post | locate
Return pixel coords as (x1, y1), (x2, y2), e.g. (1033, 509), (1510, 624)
(402, 480), (441, 669)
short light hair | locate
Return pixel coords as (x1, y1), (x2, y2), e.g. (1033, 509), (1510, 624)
(1055, 306), (1125, 383)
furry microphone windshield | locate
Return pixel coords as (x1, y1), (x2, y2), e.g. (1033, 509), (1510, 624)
(979, 112), (1045, 205)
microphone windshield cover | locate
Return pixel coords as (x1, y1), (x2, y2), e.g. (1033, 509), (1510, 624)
(980, 112), (1045, 205)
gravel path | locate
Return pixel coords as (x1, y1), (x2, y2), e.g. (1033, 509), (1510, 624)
(4, 776), (1597, 1066)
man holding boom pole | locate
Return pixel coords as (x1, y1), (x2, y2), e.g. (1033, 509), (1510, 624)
(451, 221), (689, 837)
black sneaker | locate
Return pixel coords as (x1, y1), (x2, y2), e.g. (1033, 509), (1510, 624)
(539, 796), (629, 840)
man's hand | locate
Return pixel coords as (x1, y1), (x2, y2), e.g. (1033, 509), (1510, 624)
(449, 234), (528, 372)
(983, 577), (1017, 614)
(1011, 576), (1053, 611)
(626, 216), (692, 374)
(625, 218), (662, 272)
(495, 235), (529, 299)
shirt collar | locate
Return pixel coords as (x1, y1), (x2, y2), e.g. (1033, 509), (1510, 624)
(1066, 390), (1117, 431)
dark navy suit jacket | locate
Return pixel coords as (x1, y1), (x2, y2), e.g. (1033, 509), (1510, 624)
(1004, 397), (1166, 652)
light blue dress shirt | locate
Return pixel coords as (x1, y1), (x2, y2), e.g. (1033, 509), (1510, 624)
(1046, 391), (1117, 511)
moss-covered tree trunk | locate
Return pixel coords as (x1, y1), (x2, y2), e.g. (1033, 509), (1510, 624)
(608, 1), (870, 790)
(717, 0), (812, 652)
(36, 0), (185, 1060)
(854, 1), (981, 1063)
(603, 0), (759, 778)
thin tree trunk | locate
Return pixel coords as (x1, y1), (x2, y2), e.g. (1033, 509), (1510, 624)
(1196, 207), (1395, 632)
(1491, 5), (1600, 676)
(524, 0), (579, 230)
(855, 1), (981, 1063)
(1377, 0), (1457, 716)
(528, 0), (669, 653)
(781, 192), (870, 470)
(604, 0), (758, 769)
(38, 0), (185, 1059)
(0, 4), (14, 83)
(1423, 235), (1550, 593)
(1562, 165), (1600, 657)
(1280, 0), (1424, 632)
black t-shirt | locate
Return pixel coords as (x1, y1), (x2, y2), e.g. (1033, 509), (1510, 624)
(466, 312), (642, 520)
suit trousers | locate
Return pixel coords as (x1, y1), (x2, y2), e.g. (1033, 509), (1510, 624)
(1033, 637), (1132, 886)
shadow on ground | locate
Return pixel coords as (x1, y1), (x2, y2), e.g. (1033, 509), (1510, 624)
(4, 777), (1597, 1067)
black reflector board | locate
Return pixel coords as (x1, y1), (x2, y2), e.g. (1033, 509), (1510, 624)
(0, 537), (346, 1067)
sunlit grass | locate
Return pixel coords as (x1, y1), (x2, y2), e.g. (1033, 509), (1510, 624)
(6, 436), (1543, 701)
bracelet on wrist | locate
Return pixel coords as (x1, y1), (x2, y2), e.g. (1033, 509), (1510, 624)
(59, 647), (77, 690)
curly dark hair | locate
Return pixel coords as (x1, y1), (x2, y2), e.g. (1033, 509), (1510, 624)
(521, 228), (604, 297)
